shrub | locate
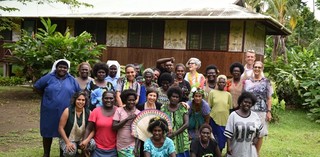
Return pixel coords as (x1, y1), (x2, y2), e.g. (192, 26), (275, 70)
(0, 77), (25, 86)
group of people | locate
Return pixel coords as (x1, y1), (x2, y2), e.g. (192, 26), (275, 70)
(34, 50), (273, 157)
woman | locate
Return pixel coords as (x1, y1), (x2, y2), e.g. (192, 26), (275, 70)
(184, 58), (205, 89)
(34, 59), (81, 157)
(226, 62), (245, 109)
(190, 124), (221, 157)
(187, 88), (211, 140)
(116, 64), (141, 107)
(161, 87), (190, 157)
(138, 68), (159, 106)
(203, 65), (218, 101)
(82, 91), (118, 157)
(224, 91), (262, 157)
(174, 63), (191, 102)
(106, 60), (120, 90)
(75, 62), (93, 90)
(58, 91), (95, 157)
(113, 89), (141, 157)
(86, 62), (114, 110)
(144, 117), (176, 157)
(208, 75), (232, 151)
(137, 87), (162, 111)
(153, 68), (161, 83)
(243, 61), (273, 155)
(157, 73), (174, 105)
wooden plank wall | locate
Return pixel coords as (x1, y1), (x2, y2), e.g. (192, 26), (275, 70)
(102, 47), (250, 76)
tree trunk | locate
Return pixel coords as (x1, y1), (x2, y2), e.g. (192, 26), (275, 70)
(272, 35), (280, 61)
(280, 36), (288, 64)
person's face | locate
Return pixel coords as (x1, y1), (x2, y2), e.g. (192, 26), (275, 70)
(147, 92), (157, 104)
(175, 66), (185, 79)
(79, 64), (90, 78)
(103, 93), (115, 108)
(253, 62), (263, 77)
(126, 67), (136, 81)
(188, 60), (198, 71)
(217, 78), (226, 90)
(126, 95), (136, 110)
(56, 64), (68, 77)
(154, 70), (160, 82)
(169, 93), (180, 105)
(206, 69), (217, 82)
(75, 95), (86, 109)
(152, 126), (164, 140)
(200, 128), (211, 142)
(232, 67), (241, 79)
(161, 80), (170, 91)
(193, 93), (203, 104)
(96, 69), (107, 80)
(109, 65), (117, 78)
(165, 61), (174, 72)
(240, 98), (253, 112)
(245, 52), (256, 66)
(134, 65), (141, 75)
(144, 72), (153, 84)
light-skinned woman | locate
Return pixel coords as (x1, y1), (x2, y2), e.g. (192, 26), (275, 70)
(184, 58), (205, 89)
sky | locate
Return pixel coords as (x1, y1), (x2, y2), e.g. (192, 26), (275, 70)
(305, 0), (320, 20)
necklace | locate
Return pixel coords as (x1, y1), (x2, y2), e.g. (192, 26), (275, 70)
(200, 140), (210, 148)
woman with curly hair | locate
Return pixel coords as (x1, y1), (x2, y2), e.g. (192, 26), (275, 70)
(157, 73), (174, 105)
(226, 62), (245, 109)
(161, 87), (190, 157)
(144, 117), (176, 157)
(75, 62), (93, 90)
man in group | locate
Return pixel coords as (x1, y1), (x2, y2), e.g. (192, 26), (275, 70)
(241, 50), (256, 80)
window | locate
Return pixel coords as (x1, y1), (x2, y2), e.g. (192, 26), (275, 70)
(187, 21), (229, 51)
(22, 20), (36, 36)
(75, 20), (106, 44)
(0, 29), (12, 41)
(128, 21), (164, 48)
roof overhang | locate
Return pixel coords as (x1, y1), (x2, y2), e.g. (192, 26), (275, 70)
(0, 0), (291, 35)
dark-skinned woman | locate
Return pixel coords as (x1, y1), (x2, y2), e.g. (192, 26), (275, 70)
(34, 59), (81, 157)
(157, 73), (174, 105)
(75, 62), (93, 90)
(203, 65), (219, 102)
(226, 62), (245, 110)
(173, 63), (191, 102)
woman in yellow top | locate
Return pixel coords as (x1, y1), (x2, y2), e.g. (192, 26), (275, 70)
(208, 75), (232, 151)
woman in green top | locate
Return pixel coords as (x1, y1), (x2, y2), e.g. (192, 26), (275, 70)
(161, 86), (190, 157)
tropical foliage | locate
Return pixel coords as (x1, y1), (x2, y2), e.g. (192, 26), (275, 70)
(3, 18), (105, 82)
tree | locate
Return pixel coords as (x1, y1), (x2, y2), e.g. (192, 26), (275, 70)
(3, 18), (105, 82)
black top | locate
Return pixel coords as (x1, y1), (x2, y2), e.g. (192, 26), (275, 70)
(136, 102), (162, 111)
(190, 138), (218, 157)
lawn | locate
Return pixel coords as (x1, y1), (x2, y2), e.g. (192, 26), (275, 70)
(0, 86), (319, 157)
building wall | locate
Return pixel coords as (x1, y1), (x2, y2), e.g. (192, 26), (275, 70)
(106, 20), (128, 47)
(244, 21), (266, 55)
(163, 20), (187, 50)
(228, 20), (244, 52)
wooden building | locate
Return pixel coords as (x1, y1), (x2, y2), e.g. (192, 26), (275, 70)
(0, 0), (290, 75)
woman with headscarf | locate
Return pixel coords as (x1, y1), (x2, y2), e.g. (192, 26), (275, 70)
(75, 62), (93, 90)
(34, 59), (81, 157)
(184, 58), (205, 89)
(226, 62), (245, 110)
(106, 60), (120, 90)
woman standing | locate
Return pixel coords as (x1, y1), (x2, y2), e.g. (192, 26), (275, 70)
(75, 62), (93, 90)
(224, 91), (262, 157)
(157, 73), (174, 105)
(243, 61), (273, 155)
(82, 91), (118, 157)
(106, 60), (121, 90)
(58, 91), (95, 157)
(161, 87), (190, 157)
(144, 117), (176, 157)
(187, 88), (211, 140)
(138, 68), (159, 106)
(184, 58), (205, 89)
(208, 75), (232, 151)
(203, 65), (219, 101)
(113, 89), (141, 157)
(190, 124), (221, 157)
(174, 63), (191, 102)
(116, 64), (141, 107)
(86, 62), (114, 110)
(226, 62), (245, 110)
(34, 59), (81, 157)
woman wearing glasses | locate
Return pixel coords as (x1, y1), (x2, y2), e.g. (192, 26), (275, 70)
(184, 58), (205, 89)
(243, 61), (273, 156)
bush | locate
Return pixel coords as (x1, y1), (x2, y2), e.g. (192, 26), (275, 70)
(0, 77), (25, 86)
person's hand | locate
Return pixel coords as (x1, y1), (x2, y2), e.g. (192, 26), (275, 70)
(171, 57), (175, 63)
(66, 142), (76, 152)
(167, 132), (175, 139)
(227, 147), (232, 155)
(266, 111), (272, 122)
(181, 102), (190, 110)
(127, 114), (137, 121)
(133, 148), (140, 157)
(79, 139), (89, 150)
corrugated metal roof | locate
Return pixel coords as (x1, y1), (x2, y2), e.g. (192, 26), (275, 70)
(0, 0), (290, 35)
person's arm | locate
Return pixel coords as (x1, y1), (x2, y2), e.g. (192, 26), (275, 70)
(169, 152), (176, 157)
(144, 152), (151, 157)
(133, 139), (141, 157)
(170, 112), (188, 138)
(112, 114), (136, 131)
(190, 152), (196, 157)
(266, 95), (272, 121)
(215, 142), (222, 157)
(58, 108), (75, 152)
(204, 114), (210, 124)
(80, 122), (95, 149)
(116, 91), (123, 107)
(156, 57), (175, 66)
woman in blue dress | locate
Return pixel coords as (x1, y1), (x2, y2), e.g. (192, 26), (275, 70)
(34, 59), (81, 157)
(144, 117), (176, 157)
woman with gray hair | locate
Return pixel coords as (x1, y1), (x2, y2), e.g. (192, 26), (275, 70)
(184, 57), (205, 89)
(208, 74), (232, 151)
(138, 68), (159, 106)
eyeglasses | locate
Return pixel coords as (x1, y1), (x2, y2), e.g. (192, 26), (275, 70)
(254, 66), (262, 69)
(188, 62), (195, 65)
